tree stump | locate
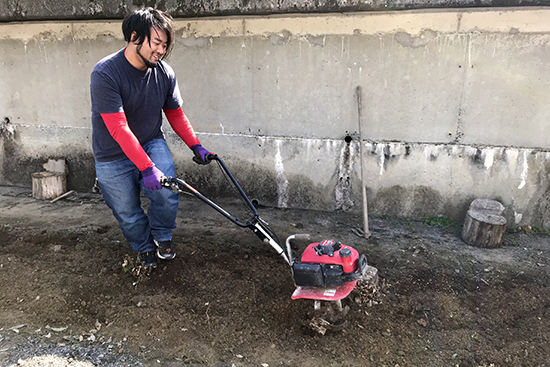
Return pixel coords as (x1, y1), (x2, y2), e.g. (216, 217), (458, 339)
(462, 208), (506, 248)
(32, 171), (66, 200)
(468, 198), (505, 216)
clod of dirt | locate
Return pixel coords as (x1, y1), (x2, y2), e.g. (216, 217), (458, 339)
(121, 253), (152, 285)
(307, 302), (349, 335)
(353, 278), (388, 306)
(309, 317), (331, 335)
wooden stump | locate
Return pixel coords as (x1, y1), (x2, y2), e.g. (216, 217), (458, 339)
(462, 209), (506, 248)
(32, 171), (66, 200)
(469, 198), (505, 215)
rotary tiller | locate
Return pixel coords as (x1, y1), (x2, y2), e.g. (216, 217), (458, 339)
(162, 154), (373, 309)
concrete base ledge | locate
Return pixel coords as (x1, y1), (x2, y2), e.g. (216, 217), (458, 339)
(3, 124), (549, 229)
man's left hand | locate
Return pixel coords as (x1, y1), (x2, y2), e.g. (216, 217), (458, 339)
(191, 144), (212, 165)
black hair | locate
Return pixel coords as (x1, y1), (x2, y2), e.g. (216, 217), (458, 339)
(122, 7), (174, 59)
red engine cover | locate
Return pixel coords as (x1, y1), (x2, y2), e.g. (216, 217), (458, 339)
(291, 239), (361, 301)
(300, 239), (359, 273)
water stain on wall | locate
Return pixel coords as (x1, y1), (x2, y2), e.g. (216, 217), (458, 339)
(0, 117), (24, 184)
(394, 29), (438, 48)
(334, 137), (354, 211)
(366, 142), (406, 176)
(274, 140), (289, 207)
(270, 30), (292, 46)
(371, 184), (444, 219)
(305, 35), (325, 47)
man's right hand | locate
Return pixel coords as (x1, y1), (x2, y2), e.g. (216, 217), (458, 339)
(141, 164), (164, 191)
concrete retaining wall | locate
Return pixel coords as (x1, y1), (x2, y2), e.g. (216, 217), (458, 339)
(2, 0), (550, 21)
(2, 8), (550, 228)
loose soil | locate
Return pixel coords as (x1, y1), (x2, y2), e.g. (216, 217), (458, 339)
(1, 185), (549, 367)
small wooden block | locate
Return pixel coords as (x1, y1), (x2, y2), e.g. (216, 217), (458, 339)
(32, 171), (67, 200)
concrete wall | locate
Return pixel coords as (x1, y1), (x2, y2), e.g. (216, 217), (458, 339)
(2, 8), (550, 228)
(2, 0), (550, 21)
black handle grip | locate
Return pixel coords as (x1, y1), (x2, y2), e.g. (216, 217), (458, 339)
(192, 153), (215, 165)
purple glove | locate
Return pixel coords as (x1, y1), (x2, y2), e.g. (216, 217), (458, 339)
(191, 144), (212, 165)
(141, 164), (164, 191)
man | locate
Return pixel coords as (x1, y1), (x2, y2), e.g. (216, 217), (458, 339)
(90, 7), (211, 269)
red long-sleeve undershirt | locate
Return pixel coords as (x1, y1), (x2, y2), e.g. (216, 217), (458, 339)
(101, 107), (200, 171)
(162, 107), (201, 148)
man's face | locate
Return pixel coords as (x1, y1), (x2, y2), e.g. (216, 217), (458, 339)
(135, 27), (168, 69)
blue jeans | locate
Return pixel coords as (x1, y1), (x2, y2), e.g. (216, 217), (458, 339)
(95, 139), (180, 253)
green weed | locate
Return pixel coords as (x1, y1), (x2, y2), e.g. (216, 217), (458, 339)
(423, 215), (459, 227)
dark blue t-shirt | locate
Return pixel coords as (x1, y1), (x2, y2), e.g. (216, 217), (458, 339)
(90, 48), (183, 162)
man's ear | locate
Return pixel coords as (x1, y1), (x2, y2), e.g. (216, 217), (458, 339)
(130, 31), (139, 44)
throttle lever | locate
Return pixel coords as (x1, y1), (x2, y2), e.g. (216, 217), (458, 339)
(161, 176), (182, 193)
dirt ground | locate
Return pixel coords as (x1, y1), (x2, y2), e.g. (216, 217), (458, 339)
(1, 184), (550, 367)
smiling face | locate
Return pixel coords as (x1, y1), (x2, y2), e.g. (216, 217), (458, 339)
(128, 26), (168, 70)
